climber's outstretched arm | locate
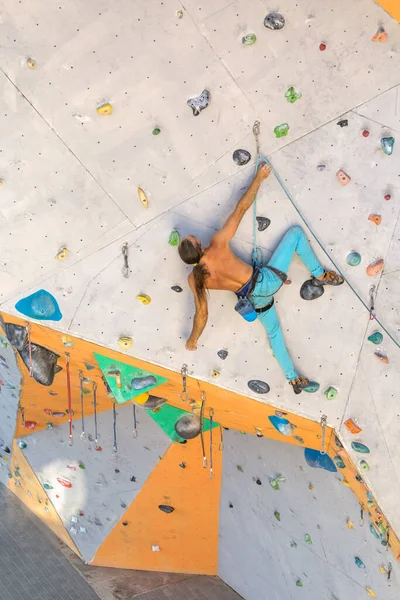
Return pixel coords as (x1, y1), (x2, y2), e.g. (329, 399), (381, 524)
(185, 273), (208, 351)
(211, 163), (271, 246)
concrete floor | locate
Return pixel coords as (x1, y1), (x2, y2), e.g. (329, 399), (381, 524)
(0, 484), (242, 600)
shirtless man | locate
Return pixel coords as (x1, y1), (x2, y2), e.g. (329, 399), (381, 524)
(178, 164), (344, 394)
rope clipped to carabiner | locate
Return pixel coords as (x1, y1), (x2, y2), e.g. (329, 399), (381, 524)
(320, 415), (327, 455)
(93, 382), (99, 450)
(112, 401), (118, 452)
(132, 403), (138, 438)
(79, 371), (86, 441)
(65, 353), (73, 446)
(200, 391), (207, 468)
(180, 363), (188, 402)
(209, 408), (214, 479)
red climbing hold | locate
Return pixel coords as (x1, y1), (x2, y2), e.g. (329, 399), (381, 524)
(96, 446), (103, 452)
(362, 129), (370, 138)
(25, 421), (36, 430)
(57, 477), (72, 488)
(319, 42), (326, 51)
(384, 194), (391, 201)
(44, 408), (52, 415)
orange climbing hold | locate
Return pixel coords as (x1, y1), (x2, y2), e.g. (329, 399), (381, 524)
(366, 259), (384, 276)
(368, 214), (381, 226)
(371, 27), (388, 43)
(375, 351), (389, 364)
(344, 418), (362, 434)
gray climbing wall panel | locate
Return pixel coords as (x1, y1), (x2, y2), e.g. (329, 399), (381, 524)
(0, 334), (21, 486)
(219, 430), (400, 600)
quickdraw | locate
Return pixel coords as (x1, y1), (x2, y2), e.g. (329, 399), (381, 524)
(132, 403), (138, 438)
(369, 284), (376, 320)
(79, 371), (86, 441)
(219, 426), (224, 451)
(320, 415), (327, 455)
(209, 408), (214, 479)
(122, 242), (130, 278)
(66, 353), (73, 446)
(200, 391), (207, 468)
(180, 363), (188, 402)
(93, 382), (99, 450)
(359, 503), (364, 527)
(113, 401), (118, 452)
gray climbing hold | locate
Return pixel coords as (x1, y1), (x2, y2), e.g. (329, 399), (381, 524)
(4, 323), (27, 350)
(187, 89), (211, 116)
(337, 119), (348, 127)
(217, 349), (228, 360)
(248, 379), (270, 394)
(171, 285), (183, 293)
(143, 395), (167, 410)
(233, 149), (251, 166)
(256, 217), (271, 231)
(175, 414), (201, 439)
(19, 343), (62, 386)
(159, 504), (175, 513)
(264, 12), (285, 30)
(131, 375), (157, 390)
(300, 279), (325, 301)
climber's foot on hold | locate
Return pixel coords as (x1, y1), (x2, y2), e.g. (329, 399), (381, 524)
(290, 377), (310, 395)
(315, 270), (344, 286)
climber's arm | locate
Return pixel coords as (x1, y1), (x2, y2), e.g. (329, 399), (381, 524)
(185, 273), (208, 351)
(211, 163), (271, 245)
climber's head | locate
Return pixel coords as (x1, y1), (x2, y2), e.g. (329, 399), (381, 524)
(178, 235), (203, 266)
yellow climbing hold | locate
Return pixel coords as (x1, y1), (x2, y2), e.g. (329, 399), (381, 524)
(211, 369), (220, 379)
(366, 587), (377, 598)
(346, 519), (355, 529)
(27, 57), (37, 69)
(379, 565), (388, 575)
(61, 336), (74, 348)
(56, 247), (69, 261)
(342, 479), (351, 487)
(96, 102), (112, 115)
(136, 294), (151, 305)
(308, 483), (313, 490)
(118, 336), (133, 350)
(134, 392), (149, 405)
(138, 187), (149, 208)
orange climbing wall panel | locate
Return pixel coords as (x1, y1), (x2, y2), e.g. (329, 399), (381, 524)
(9, 441), (81, 557)
(91, 430), (221, 573)
(375, 0), (400, 21)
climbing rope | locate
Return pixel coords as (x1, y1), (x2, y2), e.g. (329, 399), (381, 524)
(200, 391), (207, 468)
(209, 408), (214, 479)
(65, 353), (73, 446)
(252, 120), (400, 351)
(93, 381), (99, 450)
(112, 401), (118, 452)
(132, 403), (138, 438)
(79, 371), (86, 441)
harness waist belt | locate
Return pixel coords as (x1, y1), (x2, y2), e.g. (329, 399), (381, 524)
(235, 267), (260, 298)
(267, 265), (287, 283)
(255, 298), (274, 314)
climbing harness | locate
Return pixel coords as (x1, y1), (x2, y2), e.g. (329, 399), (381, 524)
(369, 285), (376, 320)
(112, 401), (118, 452)
(209, 408), (214, 479)
(132, 403), (138, 438)
(92, 382), (99, 450)
(200, 391), (208, 468)
(122, 242), (130, 278)
(79, 371), (86, 441)
(359, 503), (364, 527)
(65, 353), (73, 446)
(219, 426), (224, 451)
(180, 364), (188, 402)
(26, 323), (33, 377)
(320, 415), (327, 455)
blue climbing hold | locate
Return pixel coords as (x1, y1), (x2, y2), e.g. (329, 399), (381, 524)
(15, 290), (62, 321)
(366, 491), (373, 500)
(369, 522), (380, 539)
(347, 252), (361, 267)
(333, 455), (346, 469)
(355, 556), (366, 569)
(303, 381), (320, 393)
(131, 375), (157, 390)
(304, 448), (337, 472)
(351, 441), (370, 454)
(268, 415), (296, 436)
(381, 136), (395, 156)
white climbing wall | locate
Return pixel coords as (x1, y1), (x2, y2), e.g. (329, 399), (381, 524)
(219, 430), (400, 600)
(0, 332), (21, 486)
(0, 0), (399, 592)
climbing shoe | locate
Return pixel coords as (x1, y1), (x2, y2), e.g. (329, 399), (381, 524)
(314, 270), (344, 286)
(290, 377), (310, 395)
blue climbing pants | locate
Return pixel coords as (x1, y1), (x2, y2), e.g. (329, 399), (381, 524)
(250, 226), (324, 380)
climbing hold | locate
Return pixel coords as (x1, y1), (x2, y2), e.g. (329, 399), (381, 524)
(122, 521), (128, 527)
(291, 541), (298, 548)
(96, 102), (112, 115)
(274, 123), (289, 138)
(131, 375), (157, 390)
(236, 465), (244, 473)
(217, 349), (228, 360)
(336, 169), (351, 186)
(293, 436), (304, 444)
(355, 556), (366, 569)
(15, 289), (62, 321)
(142, 394), (167, 410)
(316, 163), (326, 171)
(117, 336), (133, 350)
(138, 187), (149, 208)
(264, 12), (285, 30)
(255, 478), (262, 486)
(351, 442), (370, 454)
(300, 278), (325, 300)
(365, 587), (376, 598)
(344, 418), (362, 434)
(55, 247), (68, 260)
(17, 440), (27, 449)
(228, 502), (233, 508)
(248, 380), (270, 394)
(346, 519), (355, 529)
(0, 439), (10, 453)
(337, 119), (348, 127)
(24, 421), (36, 430)
(269, 478), (280, 490)
(370, 522), (380, 539)
(324, 386), (337, 400)
(4, 323), (28, 349)
(171, 285), (183, 293)
(362, 129), (370, 137)
(232, 149), (251, 166)
(168, 230), (180, 246)
(303, 381), (320, 393)
(296, 579), (303, 587)
(372, 27), (388, 42)
(176, 9), (183, 18)
(359, 460), (369, 472)
(136, 294), (151, 305)
(255, 427), (263, 438)
(52, 411), (65, 417)
(308, 482), (313, 490)
(152, 127), (161, 135)
(285, 87), (302, 104)
(274, 510), (281, 521)
(57, 477), (72, 488)
(305, 534), (312, 544)
(377, 521), (387, 536)
(374, 351), (389, 364)
(256, 216), (271, 231)
(384, 193), (391, 201)
(366, 259), (384, 277)
(305, 449), (337, 472)
(27, 57), (37, 69)
(158, 505), (175, 514)
(346, 252), (361, 266)
(43, 482), (53, 490)
(187, 89), (211, 116)
(174, 414), (201, 439)
(368, 332), (383, 345)
(379, 564), (388, 575)
(211, 369), (220, 379)
(269, 416), (296, 436)
(368, 214), (381, 226)
(355, 474), (364, 483)
(319, 42), (327, 51)
(242, 33), (257, 45)
(334, 456), (346, 469)
(381, 136), (395, 156)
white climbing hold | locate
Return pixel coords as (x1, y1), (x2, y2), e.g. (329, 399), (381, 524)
(151, 545), (160, 552)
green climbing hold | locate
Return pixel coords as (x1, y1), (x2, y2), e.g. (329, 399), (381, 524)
(333, 455), (346, 469)
(274, 123), (289, 138)
(305, 533), (312, 544)
(169, 230), (180, 246)
(17, 440), (27, 449)
(347, 252), (361, 266)
(269, 478), (280, 490)
(14, 468), (21, 478)
(152, 127), (161, 135)
(237, 465), (244, 472)
(285, 87), (302, 103)
(296, 580), (303, 587)
(303, 381), (320, 393)
(351, 441), (370, 454)
(274, 510), (281, 521)
(359, 459), (369, 472)
(43, 482), (53, 490)
(79, 462), (85, 470)
(368, 332), (383, 345)
(324, 386), (337, 400)
(367, 500), (375, 508)
(242, 33), (257, 45)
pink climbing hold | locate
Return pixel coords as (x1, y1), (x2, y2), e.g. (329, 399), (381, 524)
(366, 259), (384, 277)
(362, 129), (370, 138)
(25, 421), (36, 430)
(384, 193), (391, 201)
(44, 408), (52, 415)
